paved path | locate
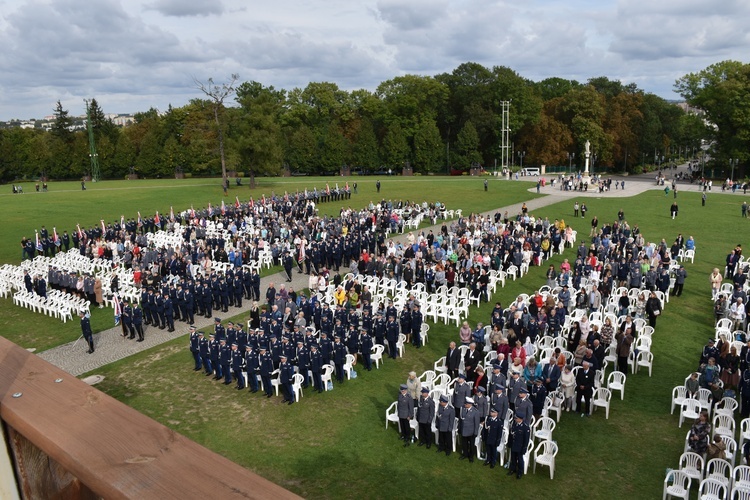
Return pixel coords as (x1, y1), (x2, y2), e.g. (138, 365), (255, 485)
(38, 164), (690, 376)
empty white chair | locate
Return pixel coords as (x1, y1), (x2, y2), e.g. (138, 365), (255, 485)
(635, 350), (654, 376)
(698, 478), (727, 500)
(321, 364), (334, 391)
(706, 458), (731, 490)
(721, 435), (738, 467)
(371, 344), (385, 369)
(544, 393), (562, 423)
(591, 387), (612, 419)
(607, 371), (627, 400)
(533, 416), (556, 442)
(385, 401), (399, 430)
(696, 388), (714, 415)
(733, 465), (750, 492)
(731, 484), (750, 499)
(716, 397), (739, 418)
(680, 399), (702, 428)
(434, 356), (447, 374)
(679, 451), (705, 485)
(343, 354), (356, 380)
(664, 469), (691, 500)
(713, 414), (735, 440)
(533, 440), (558, 479)
(741, 418), (750, 443)
(292, 373), (305, 401)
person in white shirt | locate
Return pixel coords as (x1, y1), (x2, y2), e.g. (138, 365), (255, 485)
(730, 298), (746, 331)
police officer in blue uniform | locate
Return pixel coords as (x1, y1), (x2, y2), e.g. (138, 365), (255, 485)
(80, 311), (94, 354)
(279, 353), (295, 404)
(189, 326), (201, 370)
(436, 394), (454, 456)
(199, 331), (212, 376)
(398, 384), (414, 446)
(333, 336), (347, 383)
(483, 407), (503, 468)
(508, 409), (531, 479)
(209, 333), (222, 380)
(231, 343), (245, 390)
(417, 387), (435, 448)
(219, 339), (232, 384)
(258, 346), (274, 397)
(133, 301), (144, 341)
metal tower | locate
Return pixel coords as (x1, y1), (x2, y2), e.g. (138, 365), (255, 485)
(85, 99), (100, 182)
(500, 101), (510, 172)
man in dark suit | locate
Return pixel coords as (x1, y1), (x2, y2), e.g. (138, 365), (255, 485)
(445, 341), (461, 379)
(541, 359), (561, 391)
(464, 342), (482, 382)
(575, 360), (596, 416)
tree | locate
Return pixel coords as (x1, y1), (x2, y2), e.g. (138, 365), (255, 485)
(413, 118), (443, 173)
(195, 74), (239, 185)
(284, 124), (317, 174)
(381, 123), (409, 170)
(454, 120), (482, 170)
(50, 100), (73, 143)
(232, 82), (284, 186)
(350, 118), (380, 170)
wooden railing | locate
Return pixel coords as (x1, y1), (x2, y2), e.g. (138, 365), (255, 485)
(0, 336), (300, 499)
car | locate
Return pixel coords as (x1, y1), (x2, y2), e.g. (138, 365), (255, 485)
(521, 167), (540, 176)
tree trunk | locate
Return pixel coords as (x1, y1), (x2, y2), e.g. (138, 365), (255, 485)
(249, 169), (256, 189)
(214, 106), (227, 184)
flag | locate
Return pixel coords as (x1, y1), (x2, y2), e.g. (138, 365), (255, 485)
(120, 215), (125, 229)
(221, 200), (226, 215)
(284, 191), (288, 202)
(298, 239), (306, 263)
(262, 194), (266, 206)
(208, 202), (213, 216)
(345, 182), (349, 191)
(249, 197), (254, 208)
(35, 230), (42, 252)
(76, 224), (83, 239)
(190, 205), (196, 218)
(170, 206), (175, 221)
(137, 211), (143, 227)
(113, 293), (122, 326)
(101, 219), (106, 234)
(154, 211), (161, 226)
(326, 183), (330, 194)
(235, 196), (241, 209)
(53, 227), (61, 247)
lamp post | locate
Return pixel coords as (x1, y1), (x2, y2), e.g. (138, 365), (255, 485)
(568, 152), (575, 172)
(518, 151), (526, 171)
(730, 158), (739, 182)
(592, 153), (598, 177)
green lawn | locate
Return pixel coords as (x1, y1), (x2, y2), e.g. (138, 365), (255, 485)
(0, 176), (538, 350)
(83, 187), (750, 498)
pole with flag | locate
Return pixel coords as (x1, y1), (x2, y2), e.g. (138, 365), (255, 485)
(35, 230), (42, 253)
(76, 224), (83, 239)
(249, 197), (254, 208)
(190, 205), (196, 219)
(221, 200), (226, 215)
(53, 227), (61, 247)
(113, 293), (122, 326)
(208, 202), (213, 217)
(262, 194), (266, 206)
(154, 211), (161, 227)
(120, 215), (125, 229)
(235, 196), (241, 209)
(170, 206), (175, 221)
(100, 219), (106, 235)
(137, 211), (143, 227)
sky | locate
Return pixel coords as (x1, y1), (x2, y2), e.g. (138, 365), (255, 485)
(1, 0), (748, 121)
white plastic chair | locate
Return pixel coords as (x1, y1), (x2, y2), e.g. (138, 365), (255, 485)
(706, 458), (732, 491)
(385, 401), (399, 430)
(699, 478), (727, 500)
(731, 484), (750, 499)
(716, 397), (739, 418)
(680, 399), (701, 428)
(371, 344), (385, 369)
(533, 416), (556, 442)
(591, 387), (612, 419)
(321, 364), (334, 391)
(713, 414), (735, 440)
(343, 354), (356, 380)
(635, 350), (654, 376)
(434, 356), (447, 374)
(607, 371), (627, 400)
(292, 373), (304, 401)
(733, 465), (750, 493)
(533, 440), (558, 479)
(679, 451), (705, 485)
(721, 435), (738, 467)
(671, 386), (689, 415)
(696, 388), (714, 415)
(664, 469), (691, 500)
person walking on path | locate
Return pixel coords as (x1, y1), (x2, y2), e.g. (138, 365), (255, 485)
(80, 311), (94, 354)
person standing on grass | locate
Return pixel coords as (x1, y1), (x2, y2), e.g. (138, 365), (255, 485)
(673, 265), (688, 297)
(670, 201), (679, 219)
(398, 384), (414, 446)
(417, 388), (435, 448)
(80, 311), (94, 354)
(645, 291), (662, 328)
(508, 409), (530, 479)
(702, 192), (707, 206)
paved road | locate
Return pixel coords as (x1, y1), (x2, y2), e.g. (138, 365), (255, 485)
(38, 165), (689, 376)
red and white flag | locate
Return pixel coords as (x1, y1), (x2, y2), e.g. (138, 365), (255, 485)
(235, 196), (241, 209)
(53, 227), (60, 247)
(101, 219), (106, 234)
(221, 200), (226, 215)
(154, 211), (161, 226)
(170, 206), (175, 221)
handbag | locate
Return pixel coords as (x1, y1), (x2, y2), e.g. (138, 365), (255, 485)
(653, 310), (661, 316)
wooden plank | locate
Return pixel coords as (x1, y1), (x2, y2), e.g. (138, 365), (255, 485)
(0, 336), (301, 500)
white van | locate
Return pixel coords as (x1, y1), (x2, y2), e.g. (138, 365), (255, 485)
(521, 167), (540, 176)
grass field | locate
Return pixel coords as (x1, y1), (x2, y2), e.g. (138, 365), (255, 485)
(0, 176), (539, 351)
(80, 185), (750, 498)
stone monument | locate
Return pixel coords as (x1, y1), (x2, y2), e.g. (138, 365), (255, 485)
(582, 140), (592, 185)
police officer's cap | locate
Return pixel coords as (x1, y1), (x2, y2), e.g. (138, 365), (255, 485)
(477, 386), (486, 393)
(280, 353), (287, 358)
(227, 321), (234, 326)
(189, 325), (196, 330)
(214, 317), (221, 322)
(458, 373), (466, 380)
(519, 387), (529, 394)
(198, 332), (204, 336)
(231, 343), (237, 346)
(490, 407), (499, 413)
(465, 397), (474, 405)
(439, 395), (449, 403)
(220, 339), (226, 343)
(399, 384), (408, 390)
(420, 387), (429, 393)
(515, 409), (526, 419)
(209, 333), (215, 338)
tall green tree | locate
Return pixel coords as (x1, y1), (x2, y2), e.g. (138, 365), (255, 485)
(50, 100), (73, 143)
(454, 120), (482, 169)
(413, 118), (444, 173)
(381, 122), (409, 170)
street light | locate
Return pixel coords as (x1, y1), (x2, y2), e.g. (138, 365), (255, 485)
(568, 152), (575, 172)
(592, 153), (598, 176)
(518, 151), (526, 171)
